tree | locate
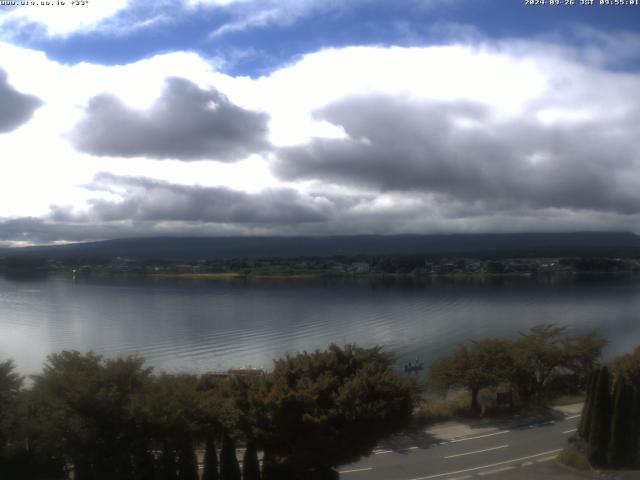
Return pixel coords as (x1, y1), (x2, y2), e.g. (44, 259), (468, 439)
(578, 371), (598, 441)
(632, 385), (640, 467)
(133, 372), (202, 477)
(220, 430), (241, 480)
(607, 376), (635, 468)
(612, 346), (640, 388)
(0, 359), (22, 446)
(159, 445), (179, 480)
(28, 351), (153, 480)
(0, 359), (22, 407)
(177, 441), (199, 480)
(202, 433), (219, 480)
(217, 374), (263, 475)
(427, 339), (512, 413)
(254, 344), (414, 479)
(563, 332), (608, 391)
(242, 441), (261, 480)
(509, 325), (569, 405)
(587, 366), (612, 467)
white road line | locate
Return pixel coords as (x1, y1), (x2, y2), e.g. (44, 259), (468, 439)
(407, 448), (563, 480)
(562, 428), (577, 434)
(447, 430), (510, 444)
(521, 461), (533, 466)
(536, 455), (558, 463)
(339, 467), (373, 474)
(374, 450), (393, 455)
(444, 445), (509, 459)
(408, 446), (419, 450)
(566, 414), (581, 420)
(478, 466), (515, 476)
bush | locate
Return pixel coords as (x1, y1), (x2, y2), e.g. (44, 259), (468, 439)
(415, 391), (472, 424)
(559, 443), (591, 471)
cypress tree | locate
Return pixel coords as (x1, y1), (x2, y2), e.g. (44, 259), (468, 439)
(588, 366), (612, 467)
(177, 442), (199, 480)
(242, 441), (261, 480)
(131, 446), (156, 480)
(220, 431), (241, 480)
(260, 450), (277, 480)
(632, 385), (640, 468)
(159, 445), (179, 480)
(73, 458), (93, 480)
(579, 371), (598, 441)
(607, 376), (633, 467)
(202, 434), (219, 480)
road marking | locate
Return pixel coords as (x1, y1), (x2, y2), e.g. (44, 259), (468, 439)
(444, 445), (509, 459)
(446, 430), (510, 444)
(536, 455), (558, 463)
(478, 466), (515, 476)
(339, 467), (373, 474)
(521, 461), (533, 466)
(566, 414), (581, 420)
(408, 446), (419, 450)
(562, 428), (577, 434)
(447, 476), (472, 480)
(407, 448), (563, 480)
(373, 450), (393, 455)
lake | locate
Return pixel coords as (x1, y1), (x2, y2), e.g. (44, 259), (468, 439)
(0, 274), (639, 375)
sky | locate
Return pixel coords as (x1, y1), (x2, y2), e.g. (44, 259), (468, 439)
(0, 0), (639, 246)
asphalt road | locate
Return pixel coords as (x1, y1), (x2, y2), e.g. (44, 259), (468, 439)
(339, 412), (582, 480)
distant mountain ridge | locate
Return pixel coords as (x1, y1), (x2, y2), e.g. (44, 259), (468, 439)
(1, 232), (640, 261)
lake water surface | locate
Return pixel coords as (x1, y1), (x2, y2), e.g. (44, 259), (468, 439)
(1, 275), (639, 375)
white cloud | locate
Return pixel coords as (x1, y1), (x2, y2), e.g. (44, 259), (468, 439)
(0, 35), (639, 241)
(0, 0), (130, 36)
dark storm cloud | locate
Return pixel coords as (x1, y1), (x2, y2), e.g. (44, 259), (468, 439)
(0, 68), (42, 133)
(0, 174), (339, 244)
(275, 94), (640, 215)
(78, 173), (332, 224)
(69, 77), (270, 161)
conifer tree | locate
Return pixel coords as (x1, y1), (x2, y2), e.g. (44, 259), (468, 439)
(220, 431), (241, 480)
(242, 441), (261, 480)
(160, 445), (179, 480)
(607, 376), (633, 467)
(177, 442), (199, 480)
(588, 366), (612, 467)
(131, 445), (156, 480)
(632, 386), (640, 467)
(579, 371), (598, 441)
(202, 434), (219, 480)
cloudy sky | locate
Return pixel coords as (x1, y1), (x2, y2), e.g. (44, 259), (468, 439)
(0, 0), (639, 245)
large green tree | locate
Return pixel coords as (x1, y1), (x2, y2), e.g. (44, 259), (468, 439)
(508, 325), (605, 405)
(427, 339), (512, 413)
(254, 344), (415, 479)
(29, 351), (153, 480)
(0, 359), (22, 448)
(133, 373), (204, 480)
(509, 325), (570, 404)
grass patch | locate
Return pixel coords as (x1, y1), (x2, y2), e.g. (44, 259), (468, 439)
(550, 393), (586, 406)
(414, 391), (472, 425)
(558, 444), (591, 471)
